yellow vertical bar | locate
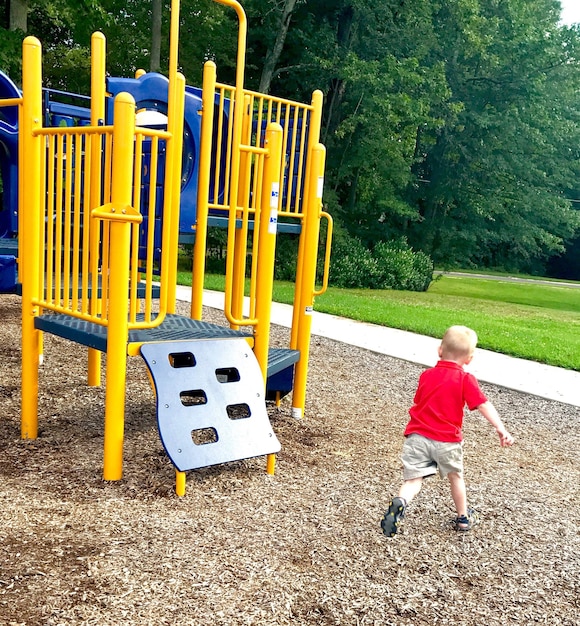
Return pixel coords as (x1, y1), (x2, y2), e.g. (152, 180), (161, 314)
(291, 90), (323, 350)
(102, 92), (136, 481)
(63, 131), (73, 309)
(285, 104), (300, 214)
(88, 31), (106, 387)
(248, 150), (265, 320)
(293, 107), (308, 214)
(81, 133), (92, 313)
(253, 123), (283, 474)
(17, 88), (23, 284)
(191, 61), (217, 320)
(45, 135), (55, 304)
(254, 124), (283, 369)
(145, 135), (159, 321)
(213, 90), (226, 203)
(54, 135), (64, 304)
(219, 1), (248, 327)
(20, 36), (43, 440)
(231, 94), (252, 326)
(175, 470), (186, 496)
(72, 133), (83, 310)
(291, 143), (326, 419)
(130, 132), (143, 322)
(166, 72), (186, 314)
(38, 132), (46, 307)
(162, 0), (181, 314)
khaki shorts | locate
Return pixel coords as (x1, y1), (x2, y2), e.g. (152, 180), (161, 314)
(401, 434), (464, 479)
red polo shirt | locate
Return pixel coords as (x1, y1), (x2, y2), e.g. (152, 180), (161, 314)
(405, 360), (487, 443)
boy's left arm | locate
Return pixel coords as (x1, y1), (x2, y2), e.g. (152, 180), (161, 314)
(477, 401), (514, 447)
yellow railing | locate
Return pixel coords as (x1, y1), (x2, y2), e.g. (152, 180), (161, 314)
(31, 123), (172, 329)
(207, 82), (321, 218)
(191, 70), (325, 313)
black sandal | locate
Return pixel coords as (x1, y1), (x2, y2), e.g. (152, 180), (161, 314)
(454, 508), (479, 531)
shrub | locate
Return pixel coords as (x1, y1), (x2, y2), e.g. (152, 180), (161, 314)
(330, 237), (383, 288)
(274, 234), (299, 281)
(373, 239), (434, 292)
(330, 236), (433, 291)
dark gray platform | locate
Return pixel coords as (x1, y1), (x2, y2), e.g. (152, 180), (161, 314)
(34, 312), (300, 381)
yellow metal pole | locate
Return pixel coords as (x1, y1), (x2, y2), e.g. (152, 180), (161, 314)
(291, 90), (324, 350)
(213, 1), (247, 326)
(253, 123), (283, 377)
(175, 470), (186, 496)
(20, 36), (43, 440)
(166, 72), (186, 314)
(102, 92), (137, 481)
(164, 0), (183, 314)
(191, 61), (217, 320)
(291, 143), (326, 419)
(231, 95), (252, 327)
(254, 123), (283, 475)
(88, 31), (106, 387)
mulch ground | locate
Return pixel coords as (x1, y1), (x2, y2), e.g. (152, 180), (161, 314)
(0, 293), (578, 625)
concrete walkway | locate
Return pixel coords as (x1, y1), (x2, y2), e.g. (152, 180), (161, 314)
(176, 286), (580, 408)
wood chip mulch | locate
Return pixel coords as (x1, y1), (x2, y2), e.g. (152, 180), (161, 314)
(0, 293), (578, 625)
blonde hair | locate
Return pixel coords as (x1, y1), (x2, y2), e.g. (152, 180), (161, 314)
(440, 325), (478, 360)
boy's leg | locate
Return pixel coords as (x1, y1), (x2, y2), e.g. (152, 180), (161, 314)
(399, 477), (423, 504)
(448, 471), (478, 530)
(447, 471), (467, 517)
(381, 478), (422, 537)
(382, 435), (437, 537)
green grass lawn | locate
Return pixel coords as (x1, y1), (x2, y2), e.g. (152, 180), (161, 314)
(177, 270), (580, 371)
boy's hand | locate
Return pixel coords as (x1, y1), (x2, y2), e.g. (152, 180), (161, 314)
(497, 429), (514, 447)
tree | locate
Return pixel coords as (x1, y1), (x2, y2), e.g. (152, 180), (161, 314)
(2, 0), (580, 274)
(9, 0), (27, 31)
(406, 0), (580, 270)
(150, 0), (162, 72)
(257, 0), (300, 94)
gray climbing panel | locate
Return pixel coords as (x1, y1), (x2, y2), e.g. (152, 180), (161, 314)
(140, 338), (281, 471)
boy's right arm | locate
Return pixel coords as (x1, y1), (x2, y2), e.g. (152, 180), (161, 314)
(477, 401), (514, 447)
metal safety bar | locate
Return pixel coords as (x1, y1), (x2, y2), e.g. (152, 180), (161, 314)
(30, 122), (173, 330)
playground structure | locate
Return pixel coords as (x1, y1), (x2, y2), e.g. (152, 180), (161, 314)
(0, 0), (332, 494)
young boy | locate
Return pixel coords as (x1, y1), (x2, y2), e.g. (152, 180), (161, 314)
(381, 325), (514, 537)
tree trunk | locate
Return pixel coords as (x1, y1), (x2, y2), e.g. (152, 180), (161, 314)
(258, 0), (299, 94)
(150, 0), (162, 72)
(322, 4), (354, 143)
(9, 0), (28, 32)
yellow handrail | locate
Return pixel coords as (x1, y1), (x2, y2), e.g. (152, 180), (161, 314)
(313, 211), (334, 297)
(0, 98), (21, 107)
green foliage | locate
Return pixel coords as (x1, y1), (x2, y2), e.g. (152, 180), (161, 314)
(273, 233), (299, 281)
(373, 239), (434, 292)
(328, 236), (381, 288)
(3, 0), (580, 277)
(405, 0), (580, 271)
(329, 235), (434, 291)
(0, 28), (23, 82)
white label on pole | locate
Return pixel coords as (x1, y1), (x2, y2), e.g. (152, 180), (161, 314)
(268, 209), (278, 234)
(270, 182), (280, 208)
(317, 176), (324, 199)
(305, 305), (313, 315)
(292, 407), (303, 419)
